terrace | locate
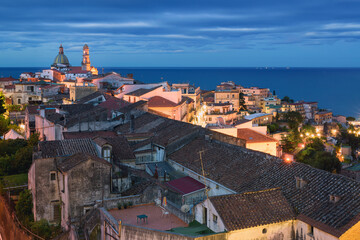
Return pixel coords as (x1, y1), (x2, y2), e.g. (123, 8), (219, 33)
(109, 204), (187, 231)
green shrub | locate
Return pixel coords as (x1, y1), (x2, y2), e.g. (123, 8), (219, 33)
(117, 202), (122, 210)
(16, 189), (33, 222)
(31, 219), (52, 239)
(128, 202), (133, 207)
(123, 202), (128, 209)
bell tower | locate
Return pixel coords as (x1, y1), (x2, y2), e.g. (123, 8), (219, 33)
(81, 44), (91, 71)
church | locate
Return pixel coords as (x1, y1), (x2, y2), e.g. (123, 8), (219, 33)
(51, 44), (98, 79)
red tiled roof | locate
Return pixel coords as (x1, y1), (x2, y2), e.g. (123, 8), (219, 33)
(148, 96), (177, 108)
(4, 85), (15, 89)
(67, 67), (88, 74)
(0, 77), (17, 82)
(237, 128), (277, 143)
(98, 96), (129, 110)
(166, 176), (205, 195)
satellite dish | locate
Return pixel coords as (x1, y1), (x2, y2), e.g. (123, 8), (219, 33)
(181, 204), (190, 213)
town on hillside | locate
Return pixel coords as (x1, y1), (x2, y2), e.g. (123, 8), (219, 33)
(0, 44), (360, 240)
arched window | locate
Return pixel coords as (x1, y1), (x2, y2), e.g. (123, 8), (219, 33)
(102, 146), (111, 162)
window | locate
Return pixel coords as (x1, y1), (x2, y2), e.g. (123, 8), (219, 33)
(50, 173), (56, 181)
(62, 175), (65, 193)
(308, 225), (314, 236)
(213, 214), (218, 223)
(53, 204), (60, 222)
(102, 147), (111, 162)
(18, 99), (21, 104)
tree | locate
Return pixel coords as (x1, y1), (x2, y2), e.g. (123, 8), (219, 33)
(296, 139), (341, 173)
(301, 124), (316, 134)
(16, 189), (33, 222)
(284, 111), (303, 131)
(0, 92), (5, 115)
(0, 116), (9, 136)
(346, 116), (355, 121)
(282, 96), (294, 103)
(273, 90), (276, 96)
(306, 138), (325, 152)
(239, 92), (247, 110)
(31, 219), (52, 239)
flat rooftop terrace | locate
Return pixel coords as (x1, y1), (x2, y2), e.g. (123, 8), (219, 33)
(109, 204), (187, 231)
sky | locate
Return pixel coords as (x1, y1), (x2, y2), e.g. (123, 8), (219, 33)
(1, 0), (360, 67)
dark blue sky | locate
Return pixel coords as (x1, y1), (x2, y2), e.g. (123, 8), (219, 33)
(1, 0), (360, 67)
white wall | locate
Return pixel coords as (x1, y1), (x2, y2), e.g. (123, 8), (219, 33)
(168, 159), (235, 197)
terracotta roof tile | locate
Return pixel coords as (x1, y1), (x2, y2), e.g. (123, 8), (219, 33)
(168, 137), (360, 235)
(237, 128), (278, 143)
(125, 87), (160, 97)
(210, 188), (295, 231)
(148, 96), (177, 108)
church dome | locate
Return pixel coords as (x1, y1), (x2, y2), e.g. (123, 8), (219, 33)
(52, 44), (70, 67)
(53, 54), (70, 66)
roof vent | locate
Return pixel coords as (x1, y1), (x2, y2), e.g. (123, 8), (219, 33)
(295, 177), (307, 189)
(205, 134), (213, 142)
(329, 195), (341, 203)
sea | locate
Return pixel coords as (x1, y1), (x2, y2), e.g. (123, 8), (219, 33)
(1, 67), (359, 117)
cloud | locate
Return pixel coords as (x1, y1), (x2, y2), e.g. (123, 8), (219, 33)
(2, 0), (360, 66)
(323, 23), (360, 30)
(199, 27), (277, 32)
(43, 21), (155, 28)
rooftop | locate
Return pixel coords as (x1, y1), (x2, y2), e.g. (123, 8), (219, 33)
(210, 188), (295, 231)
(148, 96), (177, 108)
(125, 86), (160, 97)
(58, 153), (111, 172)
(166, 176), (205, 195)
(237, 128), (278, 143)
(115, 112), (200, 148)
(62, 131), (118, 139)
(109, 204), (187, 231)
(344, 163), (360, 172)
(168, 136), (360, 237)
(244, 113), (271, 120)
(38, 138), (98, 158)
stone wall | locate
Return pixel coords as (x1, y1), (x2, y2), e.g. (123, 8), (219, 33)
(0, 195), (33, 240)
(209, 131), (246, 147)
(101, 195), (143, 210)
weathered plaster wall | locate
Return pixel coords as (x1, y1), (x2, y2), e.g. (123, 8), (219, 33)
(227, 220), (294, 240)
(29, 157), (60, 222)
(67, 159), (112, 223)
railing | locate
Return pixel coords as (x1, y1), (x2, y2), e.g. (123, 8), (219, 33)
(165, 199), (194, 224)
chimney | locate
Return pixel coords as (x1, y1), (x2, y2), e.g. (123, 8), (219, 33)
(205, 134), (213, 142)
(295, 177), (307, 189)
(329, 195), (341, 203)
(130, 115), (135, 133)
